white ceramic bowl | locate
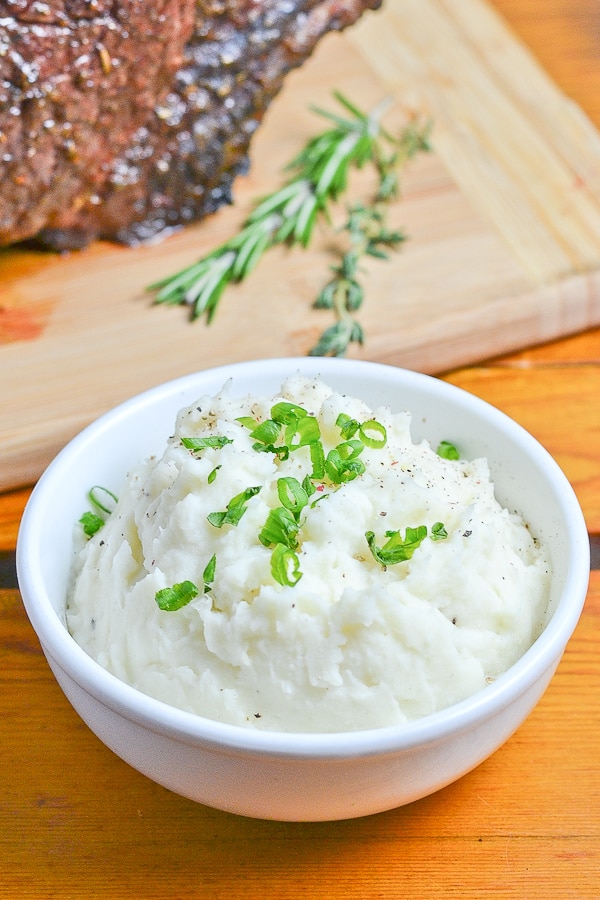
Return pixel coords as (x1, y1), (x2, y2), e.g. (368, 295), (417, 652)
(17, 358), (589, 821)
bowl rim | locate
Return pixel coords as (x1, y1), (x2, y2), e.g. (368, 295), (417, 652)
(17, 358), (590, 759)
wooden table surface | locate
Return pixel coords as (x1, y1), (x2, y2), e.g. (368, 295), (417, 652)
(1, 1), (599, 896)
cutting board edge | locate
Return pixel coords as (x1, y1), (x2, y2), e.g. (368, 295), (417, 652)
(4, 266), (600, 494)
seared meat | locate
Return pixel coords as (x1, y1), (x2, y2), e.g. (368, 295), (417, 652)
(0, 0), (380, 250)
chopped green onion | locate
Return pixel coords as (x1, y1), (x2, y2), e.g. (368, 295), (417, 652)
(336, 412), (360, 439)
(309, 440), (325, 479)
(437, 440), (460, 460)
(79, 511), (105, 538)
(285, 414), (321, 450)
(202, 554), (217, 592)
(207, 486), (262, 528)
(365, 525), (429, 566)
(236, 416), (259, 430)
(302, 474), (316, 497)
(89, 485), (118, 516)
(79, 485), (119, 537)
(359, 419), (387, 448)
(259, 507), (299, 549)
(155, 580), (199, 611)
(207, 465), (221, 484)
(181, 436), (233, 451)
(325, 446), (366, 483)
(336, 439), (364, 461)
(336, 414), (387, 448)
(270, 543), (302, 587)
(249, 418), (282, 445)
(271, 401), (308, 424)
(431, 521), (448, 541)
(276, 477), (309, 521)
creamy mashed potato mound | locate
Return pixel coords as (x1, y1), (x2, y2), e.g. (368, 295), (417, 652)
(67, 376), (551, 732)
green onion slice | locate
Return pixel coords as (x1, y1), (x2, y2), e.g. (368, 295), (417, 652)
(271, 402), (307, 424)
(285, 414), (321, 450)
(207, 486), (261, 528)
(202, 554), (217, 591)
(336, 412), (360, 439)
(431, 521), (449, 541)
(155, 580), (199, 611)
(181, 436), (233, 451)
(88, 485), (118, 516)
(276, 477), (309, 520)
(359, 419), (387, 448)
(437, 440), (460, 460)
(259, 507), (299, 549)
(79, 511), (105, 538)
(270, 543), (302, 587)
(249, 419), (281, 445)
(365, 525), (429, 567)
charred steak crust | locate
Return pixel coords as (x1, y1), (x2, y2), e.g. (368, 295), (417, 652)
(0, 0), (380, 250)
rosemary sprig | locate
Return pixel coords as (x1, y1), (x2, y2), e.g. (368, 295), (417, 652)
(147, 92), (431, 350)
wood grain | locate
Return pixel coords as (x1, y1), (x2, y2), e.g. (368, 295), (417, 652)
(348, 0), (600, 280)
(3, 0), (600, 492)
(444, 364), (600, 531)
(2, 2), (600, 896)
(2, 574), (598, 897)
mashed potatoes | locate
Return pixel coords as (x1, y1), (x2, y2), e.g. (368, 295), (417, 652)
(67, 376), (551, 732)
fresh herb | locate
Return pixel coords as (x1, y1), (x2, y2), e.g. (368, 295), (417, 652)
(202, 554), (217, 592)
(147, 92), (431, 355)
(325, 440), (366, 484)
(79, 485), (118, 537)
(271, 402), (308, 424)
(335, 412), (387, 448)
(207, 465), (221, 484)
(308, 117), (430, 355)
(249, 418), (282, 447)
(336, 412), (360, 439)
(155, 580), (199, 611)
(98, 395), (449, 600)
(365, 522), (448, 567)
(181, 436), (233, 451)
(430, 521), (449, 541)
(155, 555), (216, 610)
(79, 511), (105, 538)
(207, 485), (262, 528)
(270, 543), (302, 587)
(89, 485), (118, 514)
(276, 476), (310, 520)
(259, 507), (300, 550)
(437, 440), (460, 460)
(358, 419), (387, 449)
(238, 401), (325, 473)
(258, 476), (310, 586)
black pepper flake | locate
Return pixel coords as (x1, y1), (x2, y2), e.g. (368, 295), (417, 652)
(463, 530), (472, 537)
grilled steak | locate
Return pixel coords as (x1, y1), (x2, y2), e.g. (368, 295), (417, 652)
(0, 0), (380, 250)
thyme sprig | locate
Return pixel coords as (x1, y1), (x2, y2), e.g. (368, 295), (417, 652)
(148, 92), (431, 352)
(310, 123), (431, 356)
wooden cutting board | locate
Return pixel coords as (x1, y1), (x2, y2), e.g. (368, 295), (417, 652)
(2, 0), (600, 492)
